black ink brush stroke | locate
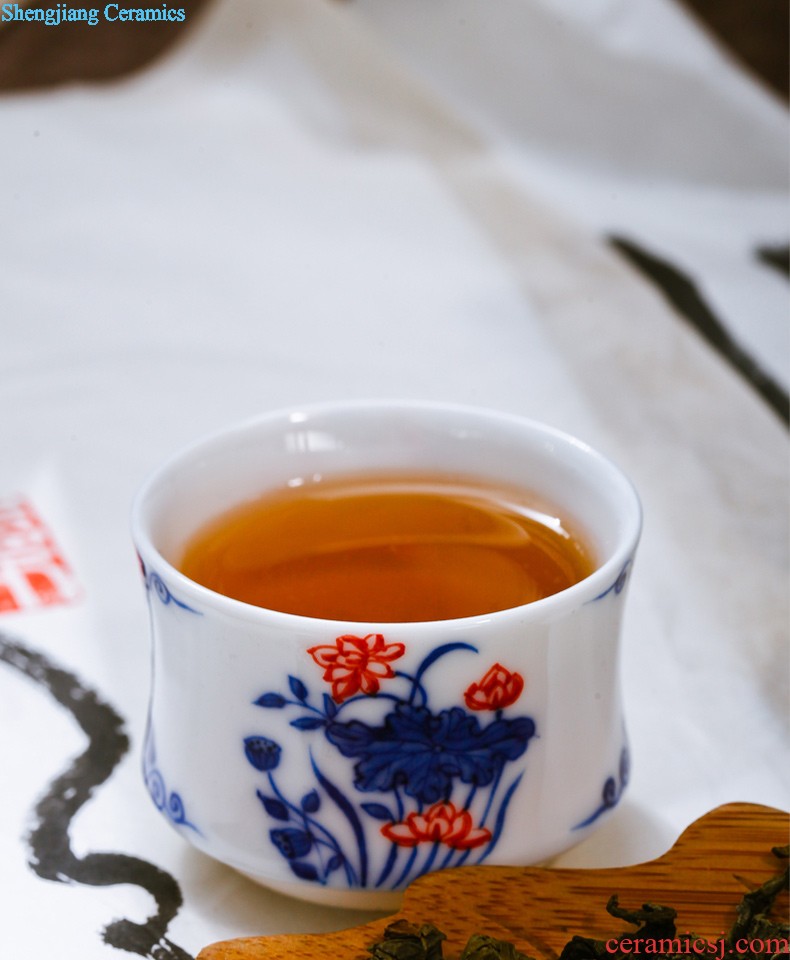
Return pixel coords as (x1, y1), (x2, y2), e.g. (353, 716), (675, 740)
(756, 243), (790, 278)
(610, 235), (789, 428)
(0, 631), (194, 960)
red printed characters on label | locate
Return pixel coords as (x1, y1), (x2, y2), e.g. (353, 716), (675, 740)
(0, 496), (82, 613)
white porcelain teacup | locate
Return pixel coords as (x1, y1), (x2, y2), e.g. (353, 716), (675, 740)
(131, 400), (641, 909)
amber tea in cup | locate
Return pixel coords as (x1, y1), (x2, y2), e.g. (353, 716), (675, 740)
(178, 473), (595, 622)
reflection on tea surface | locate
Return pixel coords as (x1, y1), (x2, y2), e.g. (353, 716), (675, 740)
(179, 473), (594, 622)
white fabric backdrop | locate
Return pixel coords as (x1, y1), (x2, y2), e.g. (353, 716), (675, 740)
(1, 1), (787, 956)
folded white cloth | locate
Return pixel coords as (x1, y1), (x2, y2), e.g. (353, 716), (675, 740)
(1, 1), (787, 956)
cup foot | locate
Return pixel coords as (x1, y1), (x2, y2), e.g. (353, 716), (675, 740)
(238, 869), (404, 912)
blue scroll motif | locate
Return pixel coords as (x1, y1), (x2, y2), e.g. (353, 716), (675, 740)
(139, 556), (201, 615)
(572, 744), (630, 830)
(143, 729), (200, 834)
(592, 559), (633, 602)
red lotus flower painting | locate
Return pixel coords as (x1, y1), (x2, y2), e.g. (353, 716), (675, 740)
(464, 662), (524, 711)
(307, 633), (405, 703)
(380, 801), (492, 850)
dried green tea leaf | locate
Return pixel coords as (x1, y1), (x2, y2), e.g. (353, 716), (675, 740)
(605, 895), (678, 934)
(459, 932), (534, 960)
(368, 843), (788, 960)
(728, 862), (789, 942)
(727, 848), (789, 956)
(367, 919), (446, 960)
(557, 894), (680, 960)
(557, 934), (612, 960)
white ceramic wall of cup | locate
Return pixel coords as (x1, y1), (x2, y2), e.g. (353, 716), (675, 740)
(131, 400), (642, 910)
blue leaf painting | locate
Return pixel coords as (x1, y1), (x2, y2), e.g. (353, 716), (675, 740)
(256, 790), (289, 821)
(323, 693), (338, 718)
(290, 861), (319, 881)
(254, 693), (287, 708)
(360, 803), (394, 821)
(290, 716), (325, 731)
(288, 676), (309, 702)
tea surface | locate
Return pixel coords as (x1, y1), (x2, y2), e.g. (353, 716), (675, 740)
(178, 474), (594, 622)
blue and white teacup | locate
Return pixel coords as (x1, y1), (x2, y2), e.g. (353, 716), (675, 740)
(131, 400), (641, 909)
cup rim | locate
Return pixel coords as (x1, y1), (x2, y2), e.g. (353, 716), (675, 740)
(131, 399), (642, 631)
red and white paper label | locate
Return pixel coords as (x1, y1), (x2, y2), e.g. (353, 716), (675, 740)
(0, 496), (82, 614)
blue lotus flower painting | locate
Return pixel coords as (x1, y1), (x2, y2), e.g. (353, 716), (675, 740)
(244, 635), (536, 891)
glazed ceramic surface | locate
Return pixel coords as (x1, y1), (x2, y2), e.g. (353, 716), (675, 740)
(131, 401), (641, 909)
